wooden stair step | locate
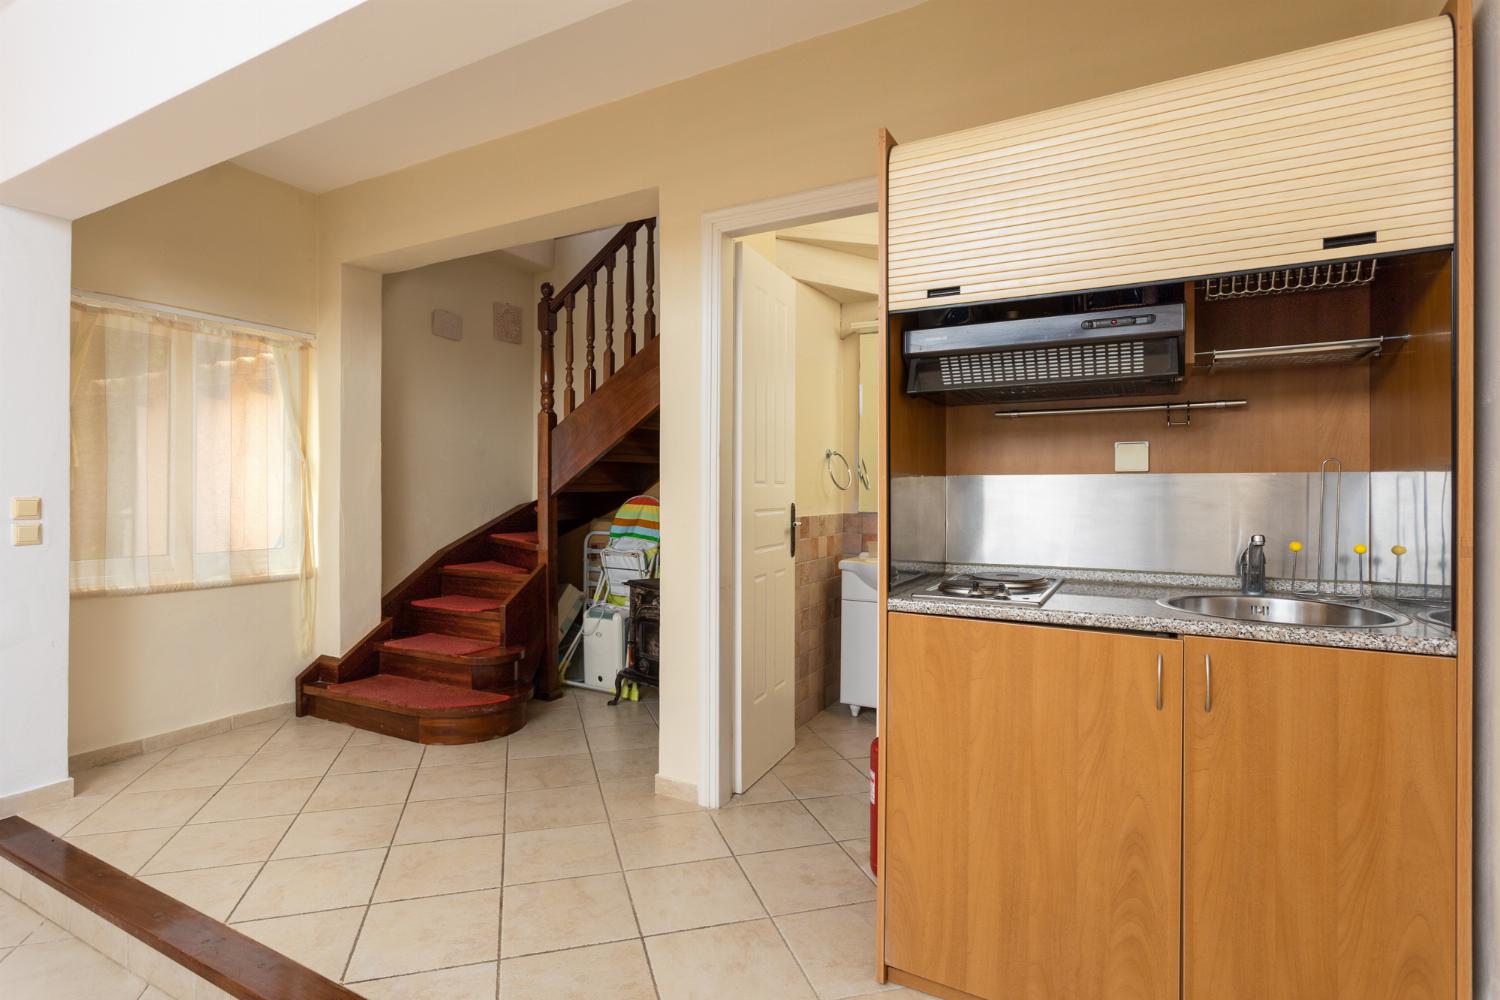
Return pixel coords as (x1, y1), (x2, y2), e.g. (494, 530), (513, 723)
(318, 674), (513, 711)
(443, 560), (528, 578)
(383, 633), (497, 657)
(411, 595), (505, 613)
(441, 560), (532, 598)
(489, 531), (540, 570)
(490, 531), (538, 550)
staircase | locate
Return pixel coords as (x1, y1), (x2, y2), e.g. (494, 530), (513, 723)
(296, 218), (660, 742)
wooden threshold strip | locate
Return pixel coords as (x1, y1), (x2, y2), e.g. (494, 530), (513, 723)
(0, 815), (361, 1000)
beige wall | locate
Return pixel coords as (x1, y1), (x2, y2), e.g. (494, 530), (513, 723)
(381, 253), (537, 590)
(69, 163), (317, 755)
(794, 283), (858, 517)
(304, 0), (1438, 792)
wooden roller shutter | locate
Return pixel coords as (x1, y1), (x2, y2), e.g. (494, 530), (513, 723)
(887, 17), (1455, 310)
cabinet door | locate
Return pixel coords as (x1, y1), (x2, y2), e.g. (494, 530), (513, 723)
(1183, 637), (1456, 1000)
(885, 614), (1181, 1000)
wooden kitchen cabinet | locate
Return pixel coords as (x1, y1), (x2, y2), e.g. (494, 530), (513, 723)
(884, 613), (1182, 1000)
(1183, 636), (1456, 1000)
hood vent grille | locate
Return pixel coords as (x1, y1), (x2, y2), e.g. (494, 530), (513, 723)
(938, 340), (1148, 388)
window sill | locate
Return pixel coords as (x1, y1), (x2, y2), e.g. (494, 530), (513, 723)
(70, 572), (311, 600)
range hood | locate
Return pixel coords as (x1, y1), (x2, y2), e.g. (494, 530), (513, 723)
(903, 302), (1185, 405)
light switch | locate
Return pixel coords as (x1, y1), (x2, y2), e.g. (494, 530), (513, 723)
(10, 497), (40, 519)
(12, 523), (41, 546)
(1114, 440), (1150, 473)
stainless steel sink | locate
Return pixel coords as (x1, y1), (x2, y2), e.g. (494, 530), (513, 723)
(1158, 593), (1409, 629)
(1418, 607), (1454, 629)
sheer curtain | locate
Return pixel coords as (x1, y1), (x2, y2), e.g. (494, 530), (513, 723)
(70, 299), (314, 645)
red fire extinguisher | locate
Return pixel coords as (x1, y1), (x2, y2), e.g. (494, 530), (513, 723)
(869, 737), (878, 876)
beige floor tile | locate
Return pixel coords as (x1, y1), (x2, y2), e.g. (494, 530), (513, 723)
(506, 727), (588, 760)
(499, 939), (655, 1000)
(583, 723), (658, 753)
(272, 804), (402, 859)
(304, 768), (415, 812)
(580, 696), (654, 729)
(499, 872), (636, 958)
(602, 777), (704, 821)
(350, 961), (498, 1000)
(69, 786), (217, 836)
(70, 752), (170, 797)
(64, 827), (178, 875)
(591, 747), (658, 782)
(17, 793), (111, 836)
(163, 726), (277, 762)
(393, 793), (505, 845)
(22, 919), (69, 945)
(773, 759), (867, 799)
(417, 739), (507, 768)
(190, 776), (319, 824)
(711, 800), (831, 855)
(504, 752), (595, 791)
(819, 729), (878, 760)
(229, 747), (340, 784)
(139, 863), (261, 921)
(808, 708), (876, 739)
(521, 698), (583, 733)
(0, 938), (147, 1000)
(625, 857), (765, 935)
(345, 729), (414, 749)
(259, 721), (354, 753)
(612, 812), (729, 870)
(737, 843), (875, 915)
(802, 794), (870, 842)
(372, 834), (504, 902)
(842, 990), (937, 999)
(782, 731), (842, 765)
(345, 889), (499, 981)
(776, 902), (889, 1000)
(140, 814), (294, 875)
(232, 848), (385, 921)
(328, 742), (425, 775)
(847, 756), (871, 776)
(503, 823), (619, 885)
(232, 906), (365, 981)
(725, 772), (796, 808)
(0, 892), (45, 947)
(839, 838), (875, 882)
(408, 760), (505, 802)
(646, 918), (816, 1000)
(504, 783), (606, 833)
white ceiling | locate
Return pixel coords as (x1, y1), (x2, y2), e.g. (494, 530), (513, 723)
(233, 0), (924, 193)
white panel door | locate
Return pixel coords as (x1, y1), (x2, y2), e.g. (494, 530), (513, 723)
(735, 242), (797, 792)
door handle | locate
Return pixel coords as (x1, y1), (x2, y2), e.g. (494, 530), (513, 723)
(790, 502), (801, 558)
(1203, 653), (1213, 712)
(1155, 653), (1164, 711)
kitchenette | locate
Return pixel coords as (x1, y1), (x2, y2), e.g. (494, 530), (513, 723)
(872, 9), (1474, 1000)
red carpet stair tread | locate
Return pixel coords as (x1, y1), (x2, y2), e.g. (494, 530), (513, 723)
(410, 595), (504, 613)
(323, 674), (513, 710)
(444, 560), (528, 576)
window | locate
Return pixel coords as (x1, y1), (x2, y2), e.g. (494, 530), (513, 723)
(69, 298), (311, 596)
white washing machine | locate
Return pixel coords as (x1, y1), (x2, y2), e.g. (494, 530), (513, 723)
(839, 556), (879, 715)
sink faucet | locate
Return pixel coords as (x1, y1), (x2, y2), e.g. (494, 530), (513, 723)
(1237, 534), (1267, 596)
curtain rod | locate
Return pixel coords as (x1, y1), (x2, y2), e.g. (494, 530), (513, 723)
(71, 289), (316, 344)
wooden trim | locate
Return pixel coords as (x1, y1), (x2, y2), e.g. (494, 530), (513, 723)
(886, 967), (985, 1000)
(0, 816), (361, 1000)
(1443, 1), (1474, 996)
(550, 336), (661, 492)
(545, 219), (651, 310)
(294, 617), (394, 716)
(874, 124), (898, 985)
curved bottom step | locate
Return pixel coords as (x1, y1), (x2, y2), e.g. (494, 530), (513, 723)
(302, 674), (526, 745)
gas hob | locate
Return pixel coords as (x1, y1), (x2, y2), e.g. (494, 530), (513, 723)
(919, 571), (1064, 606)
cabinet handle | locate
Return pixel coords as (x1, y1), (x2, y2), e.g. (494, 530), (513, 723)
(1155, 653), (1164, 711)
(1203, 653), (1213, 712)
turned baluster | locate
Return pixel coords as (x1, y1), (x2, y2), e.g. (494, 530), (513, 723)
(585, 275), (597, 396)
(644, 219), (657, 341)
(624, 229), (637, 361)
(537, 282), (556, 422)
(563, 293), (576, 415)
(604, 256), (616, 378)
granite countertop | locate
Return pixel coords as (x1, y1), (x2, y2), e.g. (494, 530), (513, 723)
(887, 571), (1457, 657)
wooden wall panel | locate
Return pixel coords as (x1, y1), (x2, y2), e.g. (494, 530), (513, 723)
(887, 312), (947, 476)
(1368, 252), (1454, 470)
(888, 17), (1454, 309)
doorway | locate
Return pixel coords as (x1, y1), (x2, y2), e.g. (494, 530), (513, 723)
(729, 212), (881, 794)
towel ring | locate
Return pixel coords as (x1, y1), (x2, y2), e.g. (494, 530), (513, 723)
(857, 458), (871, 491)
(825, 449), (853, 491)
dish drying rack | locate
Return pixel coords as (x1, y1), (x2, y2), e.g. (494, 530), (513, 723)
(1194, 334), (1408, 372)
(1203, 259), (1377, 300)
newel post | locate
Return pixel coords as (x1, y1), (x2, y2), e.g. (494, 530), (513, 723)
(538, 282), (557, 426)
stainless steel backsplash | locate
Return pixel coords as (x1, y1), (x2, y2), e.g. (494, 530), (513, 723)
(892, 472), (1452, 586)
